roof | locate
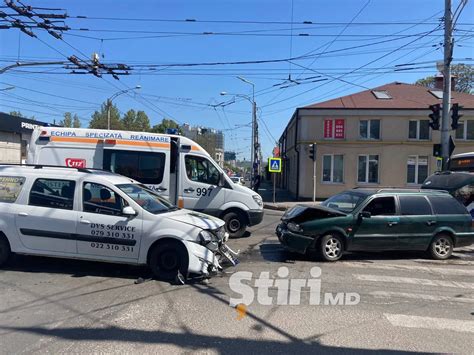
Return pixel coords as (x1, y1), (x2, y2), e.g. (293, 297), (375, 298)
(303, 82), (474, 110)
(0, 112), (57, 134)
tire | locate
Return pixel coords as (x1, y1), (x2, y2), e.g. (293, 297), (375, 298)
(148, 241), (189, 282)
(223, 211), (247, 238)
(0, 235), (11, 267)
(318, 234), (344, 261)
(429, 234), (453, 260)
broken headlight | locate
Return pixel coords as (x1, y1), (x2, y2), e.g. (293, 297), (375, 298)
(287, 222), (303, 233)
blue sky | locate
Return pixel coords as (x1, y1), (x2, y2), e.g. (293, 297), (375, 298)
(1, 0), (473, 160)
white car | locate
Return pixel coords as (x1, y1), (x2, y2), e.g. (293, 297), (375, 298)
(0, 165), (239, 283)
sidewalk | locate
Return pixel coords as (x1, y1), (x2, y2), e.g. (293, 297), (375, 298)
(256, 180), (321, 211)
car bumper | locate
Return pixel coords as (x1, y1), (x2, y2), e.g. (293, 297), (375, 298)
(247, 209), (264, 226)
(185, 239), (239, 276)
(276, 224), (314, 254)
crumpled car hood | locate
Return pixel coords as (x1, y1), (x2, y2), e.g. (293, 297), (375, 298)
(282, 204), (347, 223)
(167, 209), (224, 230)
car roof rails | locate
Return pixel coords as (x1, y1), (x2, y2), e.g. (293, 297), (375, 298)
(0, 163), (94, 174)
(376, 188), (449, 194)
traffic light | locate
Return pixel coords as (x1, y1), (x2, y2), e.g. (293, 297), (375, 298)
(451, 103), (463, 130)
(308, 144), (316, 161)
(433, 143), (442, 157)
(429, 104), (440, 130)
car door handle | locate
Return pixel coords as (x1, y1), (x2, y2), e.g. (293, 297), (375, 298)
(18, 212), (28, 217)
(184, 188), (195, 193)
(156, 187), (167, 192)
(426, 220), (437, 226)
(80, 219), (91, 225)
(387, 221), (398, 227)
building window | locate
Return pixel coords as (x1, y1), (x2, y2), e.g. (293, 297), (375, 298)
(322, 155), (344, 183)
(358, 155), (379, 183)
(407, 156), (428, 184)
(359, 120), (380, 139)
(408, 120), (430, 140)
(455, 121), (474, 140)
(324, 119), (345, 139)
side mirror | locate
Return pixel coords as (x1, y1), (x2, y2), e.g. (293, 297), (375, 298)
(359, 211), (371, 219)
(218, 173), (226, 187)
(122, 206), (137, 217)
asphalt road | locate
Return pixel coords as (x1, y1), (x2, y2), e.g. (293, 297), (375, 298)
(0, 209), (473, 354)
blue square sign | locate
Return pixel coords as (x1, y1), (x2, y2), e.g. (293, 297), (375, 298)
(268, 158), (281, 173)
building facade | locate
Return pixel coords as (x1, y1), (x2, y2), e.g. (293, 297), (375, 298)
(0, 112), (56, 164)
(278, 82), (474, 200)
(181, 124), (225, 167)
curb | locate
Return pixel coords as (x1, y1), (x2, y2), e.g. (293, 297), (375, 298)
(263, 203), (289, 211)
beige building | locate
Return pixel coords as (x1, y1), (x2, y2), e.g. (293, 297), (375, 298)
(278, 82), (474, 200)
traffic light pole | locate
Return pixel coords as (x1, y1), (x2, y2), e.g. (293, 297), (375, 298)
(441, 0), (453, 169)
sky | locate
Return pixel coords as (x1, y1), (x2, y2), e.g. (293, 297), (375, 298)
(0, 0), (473, 160)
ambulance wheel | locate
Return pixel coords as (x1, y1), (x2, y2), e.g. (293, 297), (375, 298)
(0, 234), (11, 267)
(149, 240), (188, 283)
(223, 211), (246, 238)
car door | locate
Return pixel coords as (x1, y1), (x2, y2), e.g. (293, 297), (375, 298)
(103, 149), (170, 200)
(181, 154), (225, 215)
(350, 196), (400, 251)
(15, 177), (78, 254)
(397, 195), (438, 250)
(76, 181), (142, 261)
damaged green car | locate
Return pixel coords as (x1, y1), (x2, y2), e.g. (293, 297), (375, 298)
(276, 189), (474, 261)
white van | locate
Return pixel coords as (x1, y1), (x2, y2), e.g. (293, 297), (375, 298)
(27, 127), (264, 237)
(0, 165), (239, 282)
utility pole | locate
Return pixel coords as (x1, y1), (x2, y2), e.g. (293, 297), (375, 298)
(441, 0), (453, 169)
(107, 98), (112, 130)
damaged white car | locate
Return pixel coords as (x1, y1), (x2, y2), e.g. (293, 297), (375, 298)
(0, 165), (239, 283)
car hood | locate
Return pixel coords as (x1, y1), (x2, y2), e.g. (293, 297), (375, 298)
(282, 204), (347, 223)
(232, 183), (255, 195)
(167, 209), (225, 230)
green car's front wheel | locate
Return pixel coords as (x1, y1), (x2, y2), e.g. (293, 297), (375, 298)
(318, 234), (344, 261)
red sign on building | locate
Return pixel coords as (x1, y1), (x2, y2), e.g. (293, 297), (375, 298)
(324, 119), (333, 138)
(334, 119), (345, 139)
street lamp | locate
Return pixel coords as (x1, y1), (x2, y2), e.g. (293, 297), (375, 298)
(222, 76), (258, 185)
(107, 85), (141, 130)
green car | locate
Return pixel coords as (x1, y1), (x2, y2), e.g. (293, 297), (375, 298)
(276, 189), (474, 261)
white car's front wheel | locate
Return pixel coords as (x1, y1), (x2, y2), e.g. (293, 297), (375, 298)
(149, 240), (189, 283)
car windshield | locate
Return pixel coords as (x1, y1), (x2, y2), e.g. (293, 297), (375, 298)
(116, 183), (177, 214)
(321, 192), (367, 213)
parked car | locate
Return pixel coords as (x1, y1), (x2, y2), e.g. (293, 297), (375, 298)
(0, 165), (239, 282)
(230, 176), (244, 185)
(276, 188), (474, 261)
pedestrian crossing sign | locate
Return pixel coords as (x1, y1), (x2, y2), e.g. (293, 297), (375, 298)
(268, 158), (282, 173)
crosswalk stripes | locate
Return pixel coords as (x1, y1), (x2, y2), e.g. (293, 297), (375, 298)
(354, 274), (474, 289)
(384, 314), (474, 334)
(342, 261), (473, 276)
(370, 291), (474, 303)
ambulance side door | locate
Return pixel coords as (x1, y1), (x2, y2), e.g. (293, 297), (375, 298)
(103, 149), (170, 200)
(181, 154), (225, 215)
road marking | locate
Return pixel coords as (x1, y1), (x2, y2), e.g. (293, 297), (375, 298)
(354, 274), (474, 289)
(343, 262), (473, 276)
(371, 291), (474, 304)
(385, 313), (474, 333)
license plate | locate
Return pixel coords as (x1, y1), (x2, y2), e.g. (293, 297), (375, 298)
(220, 244), (240, 266)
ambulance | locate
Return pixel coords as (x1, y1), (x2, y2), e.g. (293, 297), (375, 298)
(27, 127), (264, 237)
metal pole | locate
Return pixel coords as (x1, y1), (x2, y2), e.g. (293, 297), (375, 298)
(441, 0), (453, 169)
(273, 172), (276, 204)
(107, 98), (111, 130)
(312, 156), (316, 202)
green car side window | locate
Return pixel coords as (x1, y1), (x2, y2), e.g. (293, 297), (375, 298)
(363, 197), (396, 216)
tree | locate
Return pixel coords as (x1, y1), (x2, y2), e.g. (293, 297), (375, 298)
(9, 111), (24, 117)
(72, 114), (81, 128)
(89, 102), (122, 129)
(121, 109), (150, 131)
(59, 112), (73, 127)
(150, 118), (181, 134)
(415, 63), (474, 93)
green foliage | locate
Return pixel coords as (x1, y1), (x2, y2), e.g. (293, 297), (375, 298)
(72, 114), (81, 128)
(8, 111), (24, 117)
(150, 118), (181, 134)
(121, 109), (151, 131)
(89, 102), (122, 129)
(59, 112), (73, 128)
(415, 64), (473, 93)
